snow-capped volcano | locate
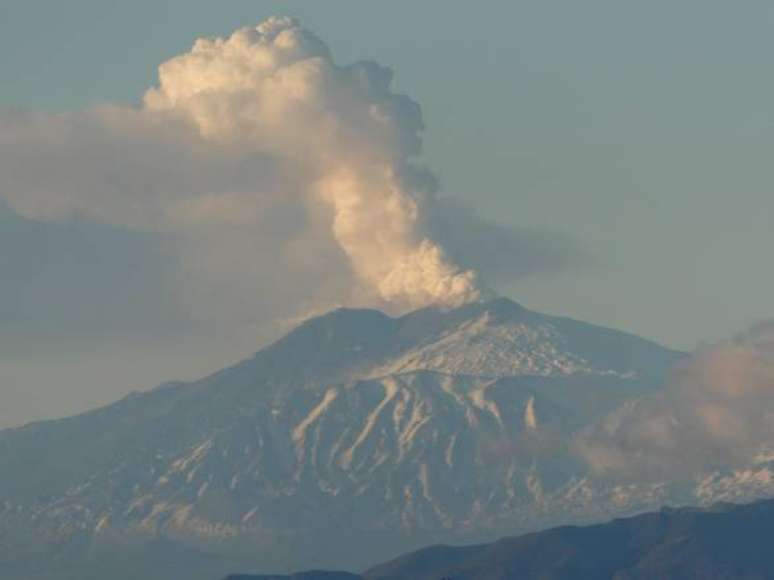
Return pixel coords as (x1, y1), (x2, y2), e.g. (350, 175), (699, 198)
(0, 299), (702, 580)
(248, 297), (678, 385)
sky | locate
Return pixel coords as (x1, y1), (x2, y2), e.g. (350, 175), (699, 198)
(1, 0), (773, 428)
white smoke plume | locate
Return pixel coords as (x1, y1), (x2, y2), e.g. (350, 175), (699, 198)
(147, 17), (490, 309)
(0, 17), (593, 350)
(577, 321), (774, 480)
(1, 17), (482, 314)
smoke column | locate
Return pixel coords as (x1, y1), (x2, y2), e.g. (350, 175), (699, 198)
(143, 17), (484, 310)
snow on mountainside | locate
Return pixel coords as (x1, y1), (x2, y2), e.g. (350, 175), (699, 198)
(371, 308), (632, 379)
(253, 297), (680, 384)
(0, 298), (725, 580)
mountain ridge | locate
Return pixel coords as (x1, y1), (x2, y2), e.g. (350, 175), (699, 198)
(205, 297), (682, 393)
(227, 498), (774, 580)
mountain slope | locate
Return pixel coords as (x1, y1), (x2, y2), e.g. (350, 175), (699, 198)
(227, 574), (360, 580)
(233, 499), (774, 580)
(364, 499), (774, 580)
(0, 298), (686, 580)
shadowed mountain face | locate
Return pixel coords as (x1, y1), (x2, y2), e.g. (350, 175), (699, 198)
(0, 298), (689, 580)
(363, 499), (774, 580)
(226, 574), (361, 580)
(232, 499), (774, 580)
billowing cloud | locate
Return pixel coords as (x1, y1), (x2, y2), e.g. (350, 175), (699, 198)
(0, 17), (584, 338)
(577, 322), (774, 480)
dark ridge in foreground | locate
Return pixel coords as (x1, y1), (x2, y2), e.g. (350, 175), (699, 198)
(231, 498), (774, 580)
(226, 573), (360, 580)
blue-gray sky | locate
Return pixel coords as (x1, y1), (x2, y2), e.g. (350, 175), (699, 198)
(1, 0), (773, 427)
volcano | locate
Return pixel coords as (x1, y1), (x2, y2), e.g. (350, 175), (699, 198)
(0, 298), (697, 579)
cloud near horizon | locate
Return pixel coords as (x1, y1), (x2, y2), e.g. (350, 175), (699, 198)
(0, 17), (586, 340)
(577, 321), (774, 480)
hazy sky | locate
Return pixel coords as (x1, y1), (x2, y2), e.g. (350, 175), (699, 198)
(1, 0), (773, 427)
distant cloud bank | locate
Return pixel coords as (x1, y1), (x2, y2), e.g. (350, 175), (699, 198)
(577, 321), (774, 480)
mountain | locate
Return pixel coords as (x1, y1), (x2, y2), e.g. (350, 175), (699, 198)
(369, 498), (774, 580)
(237, 498), (774, 580)
(0, 298), (692, 580)
(227, 574), (360, 580)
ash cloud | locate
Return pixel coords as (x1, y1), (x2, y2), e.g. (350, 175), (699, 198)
(434, 197), (590, 287)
